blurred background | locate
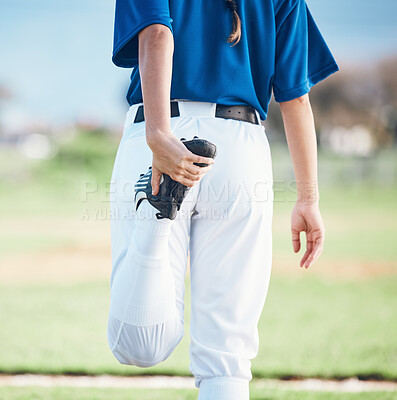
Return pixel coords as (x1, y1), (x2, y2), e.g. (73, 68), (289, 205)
(0, 0), (396, 399)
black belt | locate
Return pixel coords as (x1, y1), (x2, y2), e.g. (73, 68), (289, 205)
(133, 101), (260, 125)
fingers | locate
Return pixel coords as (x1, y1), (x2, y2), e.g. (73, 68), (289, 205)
(151, 144), (215, 192)
(291, 230), (301, 253)
(175, 170), (201, 186)
(187, 153), (215, 166)
(192, 164), (213, 182)
(171, 165), (212, 187)
(151, 167), (162, 196)
(197, 164), (213, 176)
(302, 237), (324, 269)
(300, 239), (313, 268)
(185, 163), (212, 177)
(169, 158), (213, 187)
(171, 174), (200, 187)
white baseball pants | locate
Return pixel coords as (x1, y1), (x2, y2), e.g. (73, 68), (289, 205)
(107, 100), (274, 399)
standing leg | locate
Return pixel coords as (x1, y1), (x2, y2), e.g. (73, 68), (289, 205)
(188, 117), (274, 399)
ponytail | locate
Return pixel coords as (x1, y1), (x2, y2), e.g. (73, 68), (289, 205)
(225, 0), (241, 46)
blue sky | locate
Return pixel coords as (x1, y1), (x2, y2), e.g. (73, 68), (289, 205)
(0, 0), (396, 129)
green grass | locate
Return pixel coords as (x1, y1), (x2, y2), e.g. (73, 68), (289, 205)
(0, 387), (194, 400)
(1, 183), (397, 263)
(0, 386), (395, 400)
(1, 132), (397, 263)
(272, 184), (397, 263)
(252, 275), (397, 380)
(0, 130), (118, 219)
(0, 132), (396, 382)
(2, 149), (397, 263)
(0, 275), (395, 379)
(0, 235), (73, 256)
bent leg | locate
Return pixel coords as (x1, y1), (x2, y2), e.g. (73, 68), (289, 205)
(107, 116), (196, 367)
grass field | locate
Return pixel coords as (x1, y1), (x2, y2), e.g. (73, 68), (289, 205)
(0, 386), (395, 400)
(0, 275), (395, 379)
(0, 132), (396, 399)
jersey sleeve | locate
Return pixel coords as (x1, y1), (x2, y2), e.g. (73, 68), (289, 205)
(112, 0), (173, 68)
(272, 0), (339, 103)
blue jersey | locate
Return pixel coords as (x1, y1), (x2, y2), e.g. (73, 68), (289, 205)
(113, 0), (339, 121)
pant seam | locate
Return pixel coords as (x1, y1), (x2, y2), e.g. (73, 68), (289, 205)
(110, 320), (125, 353)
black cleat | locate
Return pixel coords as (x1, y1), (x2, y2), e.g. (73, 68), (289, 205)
(134, 137), (217, 220)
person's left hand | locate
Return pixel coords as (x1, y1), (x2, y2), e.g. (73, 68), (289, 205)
(291, 202), (325, 269)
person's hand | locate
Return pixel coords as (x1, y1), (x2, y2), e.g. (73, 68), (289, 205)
(291, 202), (325, 269)
(147, 131), (214, 196)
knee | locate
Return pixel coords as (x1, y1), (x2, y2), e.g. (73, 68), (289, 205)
(114, 323), (183, 367)
(111, 342), (163, 368)
(111, 342), (160, 368)
(107, 315), (183, 368)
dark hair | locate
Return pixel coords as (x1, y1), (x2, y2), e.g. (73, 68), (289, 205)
(225, 0), (241, 46)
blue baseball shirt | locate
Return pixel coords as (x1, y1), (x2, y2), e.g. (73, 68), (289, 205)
(112, 0), (339, 121)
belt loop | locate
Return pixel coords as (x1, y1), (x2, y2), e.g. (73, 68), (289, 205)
(133, 104), (145, 123)
(255, 109), (261, 125)
(211, 103), (217, 118)
(125, 104), (140, 129)
(170, 100), (180, 118)
(175, 100), (183, 118)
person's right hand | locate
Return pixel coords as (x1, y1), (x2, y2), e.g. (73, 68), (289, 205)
(147, 132), (215, 196)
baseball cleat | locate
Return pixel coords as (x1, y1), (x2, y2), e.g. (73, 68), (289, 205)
(134, 137), (217, 220)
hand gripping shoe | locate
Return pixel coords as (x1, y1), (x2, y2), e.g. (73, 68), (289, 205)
(134, 136), (217, 220)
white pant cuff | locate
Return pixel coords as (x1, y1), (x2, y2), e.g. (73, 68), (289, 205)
(197, 377), (249, 400)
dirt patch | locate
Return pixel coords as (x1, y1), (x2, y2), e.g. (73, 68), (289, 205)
(0, 374), (396, 392)
(0, 218), (111, 284)
(1, 245), (395, 285)
(0, 245), (111, 285)
(272, 255), (397, 280)
(1, 217), (395, 285)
